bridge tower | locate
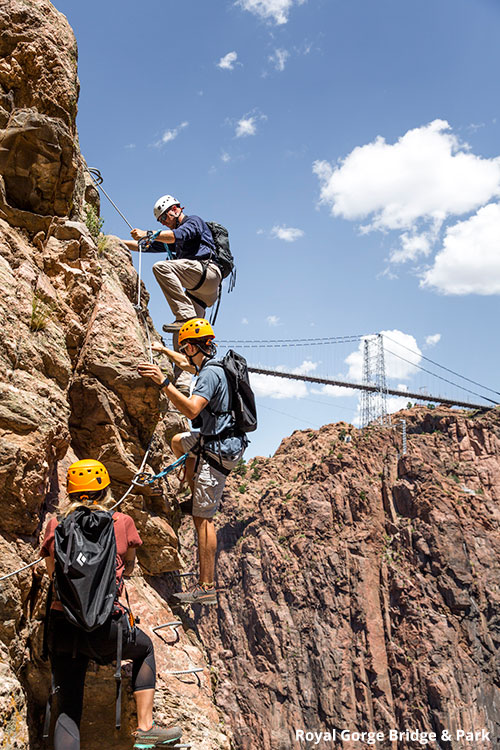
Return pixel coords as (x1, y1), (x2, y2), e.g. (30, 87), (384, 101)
(360, 334), (389, 428)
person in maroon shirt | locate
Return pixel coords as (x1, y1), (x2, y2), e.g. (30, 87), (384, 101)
(41, 459), (182, 750)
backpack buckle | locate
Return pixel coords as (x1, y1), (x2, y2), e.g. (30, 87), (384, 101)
(131, 471), (154, 487)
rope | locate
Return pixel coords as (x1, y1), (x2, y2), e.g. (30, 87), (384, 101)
(86, 168), (133, 230)
(0, 557), (43, 583)
(132, 453), (189, 486)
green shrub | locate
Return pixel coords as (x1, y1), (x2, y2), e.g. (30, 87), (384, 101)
(84, 203), (104, 242)
(234, 458), (247, 477)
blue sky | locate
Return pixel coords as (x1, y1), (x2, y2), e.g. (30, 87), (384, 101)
(55, 0), (500, 457)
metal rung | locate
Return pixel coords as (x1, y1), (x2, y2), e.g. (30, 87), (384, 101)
(152, 620), (183, 634)
(167, 667), (203, 675)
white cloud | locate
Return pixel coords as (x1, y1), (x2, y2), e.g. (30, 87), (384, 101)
(292, 360), (318, 375)
(313, 120), (500, 269)
(236, 0), (305, 25)
(269, 48), (289, 71)
(236, 116), (257, 137)
(421, 203), (500, 294)
(217, 51), (238, 70)
(266, 315), (280, 326)
(345, 331), (422, 382)
(250, 372), (308, 399)
(425, 333), (441, 347)
(390, 231), (433, 263)
(124, 143), (136, 150)
(270, 225), (304, 242)
(155, 121), (189, 146)
(221, 151), (231, 163)
(241, 317), (249, 325)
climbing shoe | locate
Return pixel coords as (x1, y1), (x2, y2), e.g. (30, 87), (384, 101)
(133, 723), (182, 748)
(172, 582), (217, 606)
(162, 321), (184, 333)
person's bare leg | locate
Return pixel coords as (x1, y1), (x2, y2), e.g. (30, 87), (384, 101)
(193, 516), (216, 585)
(134, 688), (154, 731)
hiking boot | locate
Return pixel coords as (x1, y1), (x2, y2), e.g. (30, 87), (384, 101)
(133, 723), (182, 748)
(172, 582), (217, 605)
(162, 320), (184, 333)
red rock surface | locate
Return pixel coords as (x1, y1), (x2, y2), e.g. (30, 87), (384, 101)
(183, 409), (500, 749)
(0, 2), (230, 748)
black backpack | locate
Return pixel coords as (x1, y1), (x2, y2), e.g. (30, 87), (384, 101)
(42, 507), (129, 734)
(206, 221), (235, 283)
(53, 507), (118, 631)
(207, 350), (257, 434)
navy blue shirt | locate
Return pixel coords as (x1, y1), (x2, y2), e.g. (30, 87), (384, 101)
(173, 215), (215, 261)
(142, 214), (215, 260)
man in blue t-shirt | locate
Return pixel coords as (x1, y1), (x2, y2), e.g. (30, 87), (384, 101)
(127, 195), (222, 334)
(137, 319), (247, 608)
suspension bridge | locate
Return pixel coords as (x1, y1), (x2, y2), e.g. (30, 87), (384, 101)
(217, 332), (499, 427)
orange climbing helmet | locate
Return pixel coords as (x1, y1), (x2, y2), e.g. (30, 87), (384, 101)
(67, 459), (110, 495)
(178, 318), (215, 346)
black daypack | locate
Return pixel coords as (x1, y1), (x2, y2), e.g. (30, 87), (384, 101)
(207, 350), (257, 434)
(206, 221), (235, 283)
(53, 507), (118, 631)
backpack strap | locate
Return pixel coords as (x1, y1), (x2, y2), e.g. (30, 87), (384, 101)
(42, 671), (56, 740)
(42, 579), (53, 661)
(114, 617), (123, 730)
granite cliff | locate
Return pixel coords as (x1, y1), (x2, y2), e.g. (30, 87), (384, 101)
(0, 2), (230, 748)
(1, 2), (499, 750)
(187, 408), (500, 750)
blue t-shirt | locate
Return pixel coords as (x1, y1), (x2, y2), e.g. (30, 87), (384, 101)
(193, 361), (246, 458)
(173, 215), (215, 261)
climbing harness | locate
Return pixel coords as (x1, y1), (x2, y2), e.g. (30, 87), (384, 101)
(132, 453), (189, 487)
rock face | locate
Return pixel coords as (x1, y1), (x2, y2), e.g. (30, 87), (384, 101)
(2, 3), (500, 750)
(187, 409), (500, 750)
(0, 0), (84, 233)
(0, 2), (230, 748)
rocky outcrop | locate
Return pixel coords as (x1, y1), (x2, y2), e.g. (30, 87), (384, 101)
(0, 0), (84, 233)
(185, 408), (500, 750)
(0, 2), (231, 748)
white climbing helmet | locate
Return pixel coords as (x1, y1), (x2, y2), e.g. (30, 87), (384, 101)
(153, 194), (180, 220)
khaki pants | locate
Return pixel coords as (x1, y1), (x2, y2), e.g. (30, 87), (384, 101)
(152, 259), (222, 321)
(153, 259), (222, 392)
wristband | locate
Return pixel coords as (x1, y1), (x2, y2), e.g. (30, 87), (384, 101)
(160, 376), (170, 388)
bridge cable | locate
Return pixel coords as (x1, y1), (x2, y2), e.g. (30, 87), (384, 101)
(383, 334), (500, 397)
(384, 348), (499, 406)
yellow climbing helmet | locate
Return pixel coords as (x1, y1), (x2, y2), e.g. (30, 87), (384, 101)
(67, 459), (110, 494)
(178, 318), (215, 345)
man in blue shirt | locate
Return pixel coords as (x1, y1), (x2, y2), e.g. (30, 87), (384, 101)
(137, 319), (247, 607)
(128, 195), (222, 333)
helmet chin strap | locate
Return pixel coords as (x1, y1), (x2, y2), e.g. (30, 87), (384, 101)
(186, 342), (214, 373)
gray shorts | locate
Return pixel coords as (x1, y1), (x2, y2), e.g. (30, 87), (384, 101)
(179, 432), (244, 519)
